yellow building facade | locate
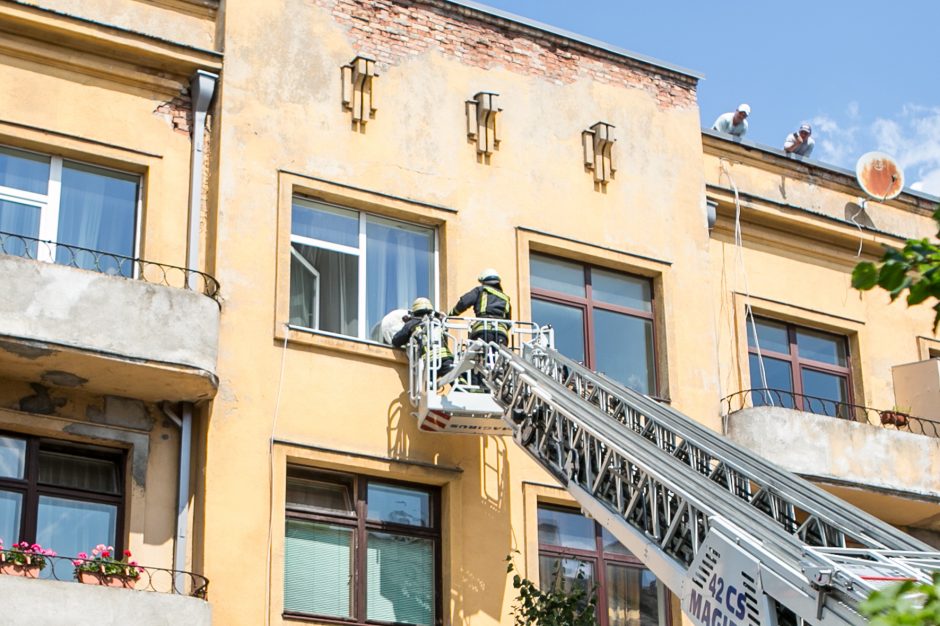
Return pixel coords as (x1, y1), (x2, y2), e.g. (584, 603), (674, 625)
(1, 1), (938, 625)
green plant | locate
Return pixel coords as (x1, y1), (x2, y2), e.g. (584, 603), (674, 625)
(860, 572), (940, 626)
(506, 554), (598, 626)
(72, 544), (142, 579)
(0, 539), (55, 569)
(852, 206), (940, 330)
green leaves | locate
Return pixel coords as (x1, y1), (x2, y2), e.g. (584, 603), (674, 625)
(860, 573), (940, 626)
(506, 554), (599, 626)
(852, 205), (940, 330)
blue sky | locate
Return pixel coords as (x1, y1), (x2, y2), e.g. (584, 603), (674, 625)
(478, 0), (940, 196)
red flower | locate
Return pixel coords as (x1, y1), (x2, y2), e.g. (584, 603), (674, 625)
(123, 550), (132, 557)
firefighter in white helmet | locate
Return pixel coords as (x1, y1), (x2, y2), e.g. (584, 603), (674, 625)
(392, 297), (453, 377)
(449, 269), (512, 347)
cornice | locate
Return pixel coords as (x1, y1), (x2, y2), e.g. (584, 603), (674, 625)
(702, 130), (938, 216)
(0, 1), (222, 94)
(144, 0), (219, 20)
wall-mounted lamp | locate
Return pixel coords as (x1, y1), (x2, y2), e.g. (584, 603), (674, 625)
(342, 56), (378, 126)
(582, 121), (615, 184)
(466, 92), (501, 155)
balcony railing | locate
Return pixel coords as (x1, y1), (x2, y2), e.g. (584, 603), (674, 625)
(0, 231), (221, 304)
(722, 388), (940, 439)
(12, 554), (209, 599)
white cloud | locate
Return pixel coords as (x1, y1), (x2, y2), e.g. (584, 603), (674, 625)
(811, 103), (940, 195)
(873, 105), (940, 196)
(811, 113), (858, 167)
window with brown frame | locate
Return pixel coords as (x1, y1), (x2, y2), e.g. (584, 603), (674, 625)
(283, 466), (441, 626)
(747, 317), (852, 417)
(537, 504), (667, 626)
(529, 253), (658, 396)
(0, 432), (125, 580)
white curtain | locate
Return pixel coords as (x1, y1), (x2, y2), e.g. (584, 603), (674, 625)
(0, 200), (40, 258)
(56, 163), (137, 275)
(366, 218), (432, 333)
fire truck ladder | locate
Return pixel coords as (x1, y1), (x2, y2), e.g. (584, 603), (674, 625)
(405, 320), (940, 626)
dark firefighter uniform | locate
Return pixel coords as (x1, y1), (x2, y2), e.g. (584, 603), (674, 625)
(392, 313), (454, 378)
(449, 284), (512, 346)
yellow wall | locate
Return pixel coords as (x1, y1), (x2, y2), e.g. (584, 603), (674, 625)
(205, 1), (711, 624)
(0, 0), (221, 574)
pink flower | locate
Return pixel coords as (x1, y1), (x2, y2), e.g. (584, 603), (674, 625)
(107, 546), (114, 552)
(77, 552), (88, 559)
(92, 548), (99, 556)
(72, 559), (82, 566)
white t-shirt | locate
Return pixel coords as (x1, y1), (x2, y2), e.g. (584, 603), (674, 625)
(712, 112), (748, 137)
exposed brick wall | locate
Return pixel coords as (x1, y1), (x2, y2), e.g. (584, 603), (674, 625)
(154, 90), (192, 136)
(317, 0), (697, 110)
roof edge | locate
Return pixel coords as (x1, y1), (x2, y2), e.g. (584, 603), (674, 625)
(702, 129), (940, 205)
(440, 0), (704, 82)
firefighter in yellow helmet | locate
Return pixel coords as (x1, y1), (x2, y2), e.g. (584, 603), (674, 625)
(449, 268), (512, 347)
(392, 297), (454, 377)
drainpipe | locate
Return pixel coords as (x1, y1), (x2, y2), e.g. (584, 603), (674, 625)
(162, 402), (193, 590)
(187, 70), (218, 290)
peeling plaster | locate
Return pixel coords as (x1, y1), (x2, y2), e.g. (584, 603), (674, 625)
(0, 339), (56, 359)
(41, 370), (88, 388)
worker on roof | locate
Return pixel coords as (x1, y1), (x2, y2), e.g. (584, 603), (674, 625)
(449, 269), (512, 348)
(783, 123), (815, 158)
(393, 297), (453, 378)
(712, 103), (750, 138)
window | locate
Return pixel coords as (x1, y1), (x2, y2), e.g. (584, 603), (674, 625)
(0, 433), (125, 580)
(538, 505), (666, 626)
(747, 317), (852, 417)
(289, 197), (437, 341)
(529, 253), (657, 395)
(284, 467), (441, 625)
(0, 145), (140, 275)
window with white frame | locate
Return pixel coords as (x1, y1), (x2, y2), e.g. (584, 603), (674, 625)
(0, 145), (140, 276)
(289, 196), (437, 341)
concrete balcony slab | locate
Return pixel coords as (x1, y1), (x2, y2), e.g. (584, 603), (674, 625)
(0, 255), (219, 402)
(724, 405), (940, 530)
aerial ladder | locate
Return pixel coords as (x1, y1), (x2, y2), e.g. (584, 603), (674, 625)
(405, 316), (940, 626)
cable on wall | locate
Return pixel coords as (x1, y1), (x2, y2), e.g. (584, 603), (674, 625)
(719, 159), (774, 407)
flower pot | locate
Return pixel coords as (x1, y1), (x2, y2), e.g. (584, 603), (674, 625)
(879, 411), (909, 427)
(0, 562), (41, 578)
(76, 570), (138, 589)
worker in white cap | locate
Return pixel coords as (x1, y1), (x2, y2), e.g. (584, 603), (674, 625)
(450, 268), (512, 347)
(783, 123), (815, 158)
(712, 104), (750, 138)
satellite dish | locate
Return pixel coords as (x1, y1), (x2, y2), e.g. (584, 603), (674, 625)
(855, 152), (905, 200)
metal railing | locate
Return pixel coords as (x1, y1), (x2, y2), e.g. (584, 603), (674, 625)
(722, 388), (940, 439)
(0, 231), (221, 304)
(406, 315), (550, 403)
(11, 554), (209, 599)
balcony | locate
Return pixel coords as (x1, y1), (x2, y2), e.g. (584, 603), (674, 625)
(0, 554), (210, 625)
(0, 233), (220, 402)
(721, 389), (940, 531)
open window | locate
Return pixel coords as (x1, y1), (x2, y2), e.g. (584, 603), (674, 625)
(288, 197), (437, 342)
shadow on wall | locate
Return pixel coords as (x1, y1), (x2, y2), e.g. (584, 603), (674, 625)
(449, 435), (511, 626)
(385, 383), (512, 624)
(845, 202), (876, 229)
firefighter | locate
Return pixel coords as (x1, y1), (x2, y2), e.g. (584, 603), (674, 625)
(392, 297), (454, 378)
(449, 268), (512, 347)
